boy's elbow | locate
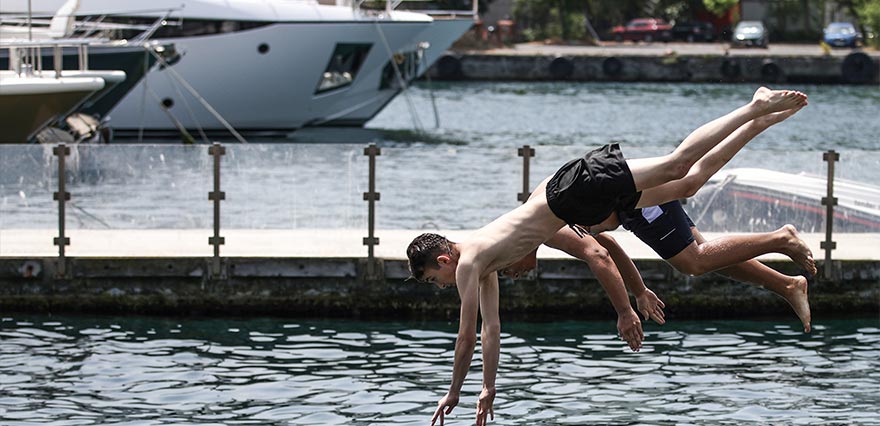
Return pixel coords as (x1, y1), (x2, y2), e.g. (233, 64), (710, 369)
(583, 246), (611, 267)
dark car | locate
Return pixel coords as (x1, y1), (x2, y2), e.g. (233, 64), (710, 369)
(671, 21), (716, 42)
(823, 22), (863, 47)
(610, 18), (672, 43)
(732, 20), (768, 48)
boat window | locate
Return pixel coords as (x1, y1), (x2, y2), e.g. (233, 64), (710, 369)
(316, 43), (372, 94)
(380, 51), (421, 90)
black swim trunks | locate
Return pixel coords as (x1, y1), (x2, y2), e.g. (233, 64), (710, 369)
(618, 200), (695, 259)
(546, 144), (641, 227)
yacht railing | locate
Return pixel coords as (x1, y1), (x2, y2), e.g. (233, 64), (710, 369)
(345, 0), (479, 20)
(0, 9), (182, 44)
(4, 39), (96, 77)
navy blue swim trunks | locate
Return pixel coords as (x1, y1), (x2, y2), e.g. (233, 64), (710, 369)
(546, 144), (642, 227)
(618, 200), (695, 259)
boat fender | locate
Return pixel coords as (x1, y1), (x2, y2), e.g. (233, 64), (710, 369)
(760, 60), (784, 83)
(720, 58), (741, 79)
(435, 54), (462, 80)
(602, 57), (623, 78)
(548, 56), (574, 79)
(841, 52), (876, 84)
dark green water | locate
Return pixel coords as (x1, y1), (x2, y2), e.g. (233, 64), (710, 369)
(1, 315), (878, 424)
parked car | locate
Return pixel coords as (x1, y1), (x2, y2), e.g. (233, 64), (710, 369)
(671, 21), (716, 42)
(611, 18), (672, 43)
(823, 22), (863, 47)
(732, 20), (768, 48)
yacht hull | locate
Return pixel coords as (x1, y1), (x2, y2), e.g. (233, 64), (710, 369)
(107, 21), (433, 135)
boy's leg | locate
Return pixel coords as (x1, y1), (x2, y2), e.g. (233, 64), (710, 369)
(666, 223), (817, 276)
(669, 228), (811, 332)
(636, 104), (804, 208)
(626, 87), (807, 193)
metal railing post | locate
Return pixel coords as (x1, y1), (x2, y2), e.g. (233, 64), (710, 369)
(363, 144), (381, 280)
(821, 150), (839, 280)
(53, 144), (71, 278)
(208, 143), (226, 279)
(517, 145), (535, 203)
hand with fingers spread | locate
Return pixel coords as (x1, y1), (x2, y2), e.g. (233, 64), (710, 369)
(431, 392), (459, 426)
(476, 386), (495, 426)
(617, 309), (644, 351)
(635, 288), (666, 325)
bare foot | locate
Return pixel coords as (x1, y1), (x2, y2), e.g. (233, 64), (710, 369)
(779, 224), (818, 276)
(753, 104), (804, 128)
(751, 87), (808, 115)
(780, 275), (811, 332)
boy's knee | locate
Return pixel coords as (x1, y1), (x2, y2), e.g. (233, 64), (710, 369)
(679, 175), (705, 198)
(673, 257), (709, 276)
(665, 157), (691, 182)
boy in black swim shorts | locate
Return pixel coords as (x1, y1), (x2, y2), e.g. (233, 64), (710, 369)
(503, 198), (812, 334)
(546, 143), (641, 230)
(409, 88), (813, 426)
(618, 200), (695, 260)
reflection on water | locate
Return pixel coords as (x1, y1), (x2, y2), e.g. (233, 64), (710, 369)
(1, 316), (878, 425)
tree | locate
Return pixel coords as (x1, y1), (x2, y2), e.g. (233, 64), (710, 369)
(703, 0), (738, 17)
(834, 0), (880, 47)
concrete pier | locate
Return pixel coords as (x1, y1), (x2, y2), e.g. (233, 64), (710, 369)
(429, 43), (880, 84)
(1, 229), (877, 320)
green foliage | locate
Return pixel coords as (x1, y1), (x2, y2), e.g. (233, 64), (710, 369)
(703, 0), (738, 17)
(854, 0), (880, 46)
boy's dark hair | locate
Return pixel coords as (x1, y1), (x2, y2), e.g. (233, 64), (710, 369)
(406, 233), (451, 282)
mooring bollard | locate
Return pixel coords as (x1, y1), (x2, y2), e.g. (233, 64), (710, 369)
(517, 145), (535, 203)
(821, 150), (839, 280)
(208, 143), (226, 279)
(53, 144), (71, 279)
(363, 144), (381, 280)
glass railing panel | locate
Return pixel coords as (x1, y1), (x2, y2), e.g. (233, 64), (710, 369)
(220, 143), (368, 230)
(377, 145), (522, 230)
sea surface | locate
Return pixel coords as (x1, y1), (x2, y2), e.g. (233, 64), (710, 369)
(1, 315), (878, 425)
(1, 82), (878, 231)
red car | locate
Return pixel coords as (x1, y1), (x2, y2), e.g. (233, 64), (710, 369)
(611, 18), (673, 42)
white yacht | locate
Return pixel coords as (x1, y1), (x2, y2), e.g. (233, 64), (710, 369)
(1, 0), (474, 137)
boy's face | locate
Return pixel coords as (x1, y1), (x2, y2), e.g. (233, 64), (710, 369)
(421, 256), (457, 289)
(500, 250), (537, 279)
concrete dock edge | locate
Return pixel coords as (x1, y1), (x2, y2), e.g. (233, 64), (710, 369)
(1, 257), (877, 320)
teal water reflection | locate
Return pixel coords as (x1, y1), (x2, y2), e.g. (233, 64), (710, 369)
(1, 315), (878, 424)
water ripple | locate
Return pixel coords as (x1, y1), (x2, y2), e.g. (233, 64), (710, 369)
(0, 316), (878, 425)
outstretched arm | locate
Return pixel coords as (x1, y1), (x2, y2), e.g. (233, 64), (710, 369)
(593, 233), (666, 324)
(477, 273), (500, 426)
(544, 228), (643, 351)
(432, 259), (480, 426)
